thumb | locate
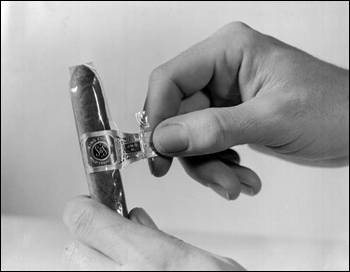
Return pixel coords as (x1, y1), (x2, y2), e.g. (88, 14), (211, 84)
(129, 208), (158, 230)
(152, 96), (282, 157)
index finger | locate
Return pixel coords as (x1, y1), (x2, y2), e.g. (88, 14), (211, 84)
(144, 39), (217, 176)
(144, 25), (244, 177)
(63, 196), (169, 265)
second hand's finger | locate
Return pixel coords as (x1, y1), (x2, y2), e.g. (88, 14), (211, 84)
(63, 240), (118, 271)
(179, 151), (260, 199)
(178, 89), (211, 115)
(63, 197), (177, 266)
(179, 155), (242, 200)
(221, 159), (262, 196)
(144, 26), (245, 177)
(148, 88), (210, 177)
(129, 208), (159, 230)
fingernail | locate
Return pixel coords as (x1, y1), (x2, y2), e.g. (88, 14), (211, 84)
(153, 125), (189, 154)
(148, 158), (155, 175)
(133, 208), (144, 225)
(240, 184), (255, 196)
(208, 183), (230, 200)
(139, 208), (158, 229)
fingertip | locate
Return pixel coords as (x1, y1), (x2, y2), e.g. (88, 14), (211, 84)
(227, 185), (241, 201)
(240, 184), (255, 196)
(221, 158), (262, 196)
(63, 196), (91, 227)
(62, 196), (119, 242)
(129, 207), (158, 230)
(239, 167), (262, 195)
(148, 156), (173, 177)
(129, 207), (143, 225)
(180, 156), (242, 201)
(251, 171), (262, 195)
(208, 183), (241, 201)
(208, 162), (242, 201)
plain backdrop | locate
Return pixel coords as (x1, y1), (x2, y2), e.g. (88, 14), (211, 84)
(1, 1), (349, 270)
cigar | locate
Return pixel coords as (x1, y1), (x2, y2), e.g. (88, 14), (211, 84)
(69, 64), (128, 217)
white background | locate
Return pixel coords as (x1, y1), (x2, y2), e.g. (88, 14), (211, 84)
(1, 1), (349, 270)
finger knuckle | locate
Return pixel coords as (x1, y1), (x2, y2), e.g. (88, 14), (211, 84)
(149, 65), (168, 82)
(161, 240), (192, 271)
(225, 21), (251, 32)
(225, 21), (254, 37)
(208, 109), (236, 150)
(64, 241), (80, 263)
(220, 21), (262, 52)
(195, 110), (229, 152)
(263, 95), (295, 128)
(65, 199), (97, 238)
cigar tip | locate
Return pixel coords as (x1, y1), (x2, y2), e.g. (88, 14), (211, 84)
(70, 65), (95, 88)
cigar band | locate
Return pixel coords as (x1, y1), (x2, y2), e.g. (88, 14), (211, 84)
(80, 129), (157, 173)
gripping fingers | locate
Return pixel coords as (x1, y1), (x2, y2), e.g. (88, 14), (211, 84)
(179, 150), (261, 200)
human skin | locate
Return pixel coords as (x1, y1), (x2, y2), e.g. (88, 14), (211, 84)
(63, 196), (245, 271)
(64, 22), (349, 270)
(145, 22), (349, 200)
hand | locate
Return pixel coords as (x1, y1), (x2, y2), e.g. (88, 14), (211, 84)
(144, 22), (349, 199)
(63, 196), (245, 271)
